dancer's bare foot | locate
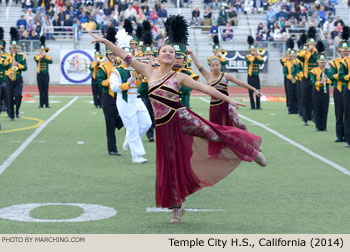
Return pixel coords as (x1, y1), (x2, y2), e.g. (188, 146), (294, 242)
(254, 152), (267, 167)
(170, 206), (185, 224)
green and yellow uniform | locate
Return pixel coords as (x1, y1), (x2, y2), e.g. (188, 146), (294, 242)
(34, 54), (53, 108)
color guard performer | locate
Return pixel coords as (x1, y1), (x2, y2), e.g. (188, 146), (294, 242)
(96, 26), (123, 156)
(34, 36), (52, 108)
(329, 26), (350, 142)
(89, 43), (104, 108)
(246, 35), (264, 110)
(310, 43), (331, 132)
(5, 27), (27, 120)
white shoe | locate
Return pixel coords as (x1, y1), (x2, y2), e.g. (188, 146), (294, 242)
(122, 139), (129, 152)
(132, 156), (147, 164)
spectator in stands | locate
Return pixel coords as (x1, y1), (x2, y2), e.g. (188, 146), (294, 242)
(203, 5), (212, 19)
(203, 0), (212, 10)
(96, 9), (105, 25)
(267, 15), (275, 38)
(18, 25), (26, 38)
(218, 6), (227, 26)
(47, 5), (55, 18)
(53, 13), (62, 36)
(124, 3), (137, 21)
(299, 5), (307, 21)
(155, 1), (161, 11)
(132, 1), (140, 14)
(73, 18), (82, 40)
(43, 18), (54, 40)
(221, 22), (233, 42)
(103, 3), (111, 16)
(334, 16), (344, 27)
(29, 29), (39, 40)
(119, 0), (128, 12)
(25, 8), (35, 24)
(24, 0), (34, 10)
(307, 4), (316, 18)
(136, 7), (147, 23)
(17, 15), (28, 29)
(192, 5), (200, 26)
(308, 17), (318, 28)
(323, 16), (334, 34)
(111, 10), (119, 22)
(244, 0), (254, 14)
(209, 21), (219, 44)
(109, 15), (119, 27)
(58, 7), (67, 23)
(141, 1), (150, 16)
(80, 10), (89, 23)
(157, 4), (167, 23)
(228, 5), (238, 26)
(84, 0), (94, 7)
(96, 0), (104, 9)
(276, 6), (288, 21)
(266, 6), (276, 22)
(20, 30), (29, 40)
(74, 0), (83, 9)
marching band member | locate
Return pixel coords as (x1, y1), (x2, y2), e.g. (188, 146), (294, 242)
(329, 26), (350, 142)
(89, 43), (104, 108)
(338, 34), (350, 148)
(34, 36), (53, 108)
(5, 27), (27, 120)
(0, 27), (9, 116)
(297, 27), (318, 126)
(96, 26), (123, 156)
(207, 43), (228, 71)
(110, 45), (152, 164)
(294, 35), (307, 118)
(246, 35), (264, 110)
(284, 40), (298, 114)
(310, 42), (332, 132)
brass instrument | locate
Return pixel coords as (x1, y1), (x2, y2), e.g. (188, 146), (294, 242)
(321, 68), (327, 94)
(43, 48), (50, 54)
(96, 54), (105, 63)
(135, 57), (151, 64)
(219, 49), (227, 57)
(257, 47), (265, 55)
(11, 53), (18, 81)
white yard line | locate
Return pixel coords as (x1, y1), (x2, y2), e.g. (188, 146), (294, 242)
(0, 97), (78, 175)
(146, 208), (224, 213)
(197, 97), (350, 176)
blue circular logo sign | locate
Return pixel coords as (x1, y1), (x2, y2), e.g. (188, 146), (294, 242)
(61, 50), (93, 84)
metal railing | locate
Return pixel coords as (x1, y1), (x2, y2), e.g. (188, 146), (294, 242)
(40, 26), (77, 44)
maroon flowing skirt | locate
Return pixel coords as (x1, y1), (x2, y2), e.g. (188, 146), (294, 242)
(155, 108), (261, 208)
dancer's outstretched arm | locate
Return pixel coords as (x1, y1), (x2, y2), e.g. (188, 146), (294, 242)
(89, 32), (154, 80)
(177, 73), (246, 108)
(225, 73), (261, 97)
(186, 49), (211, 82)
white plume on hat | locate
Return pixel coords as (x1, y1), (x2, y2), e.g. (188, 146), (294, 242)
(116, 28), (132, 47)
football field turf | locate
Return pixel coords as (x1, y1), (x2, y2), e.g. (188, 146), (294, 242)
(0, 95), (349, 234)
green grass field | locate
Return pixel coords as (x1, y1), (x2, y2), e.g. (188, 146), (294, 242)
(0, 95), (349, 234)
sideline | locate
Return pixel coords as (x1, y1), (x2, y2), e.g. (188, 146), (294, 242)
(0, 97), (79, 175)
(197, 97), (350, 176)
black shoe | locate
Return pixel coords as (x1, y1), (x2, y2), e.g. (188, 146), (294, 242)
(346, 143), (350, 148)
(109, 151), (121, 156)
(10, 117), (14, 121)
(38, 105), (43, 108)
(304, 121), (308, 126)
(95, 105), (98, 109)
(46, 105), (51, 108)
(16, 113), (20, 118)
(148, 137), (154, 142)
(335, 138), (344, 143)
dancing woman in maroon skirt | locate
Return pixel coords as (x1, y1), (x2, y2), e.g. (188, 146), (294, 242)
(187, 49), (261, 157)
(89, 26), (267, 225)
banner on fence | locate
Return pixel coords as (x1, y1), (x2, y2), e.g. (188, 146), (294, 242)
(60, 49), (94, 85)
(224, 50), (268, 73)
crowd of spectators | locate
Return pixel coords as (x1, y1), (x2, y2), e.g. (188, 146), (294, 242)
(258, 0), (345, 47)
(9, 0), (349, 50)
